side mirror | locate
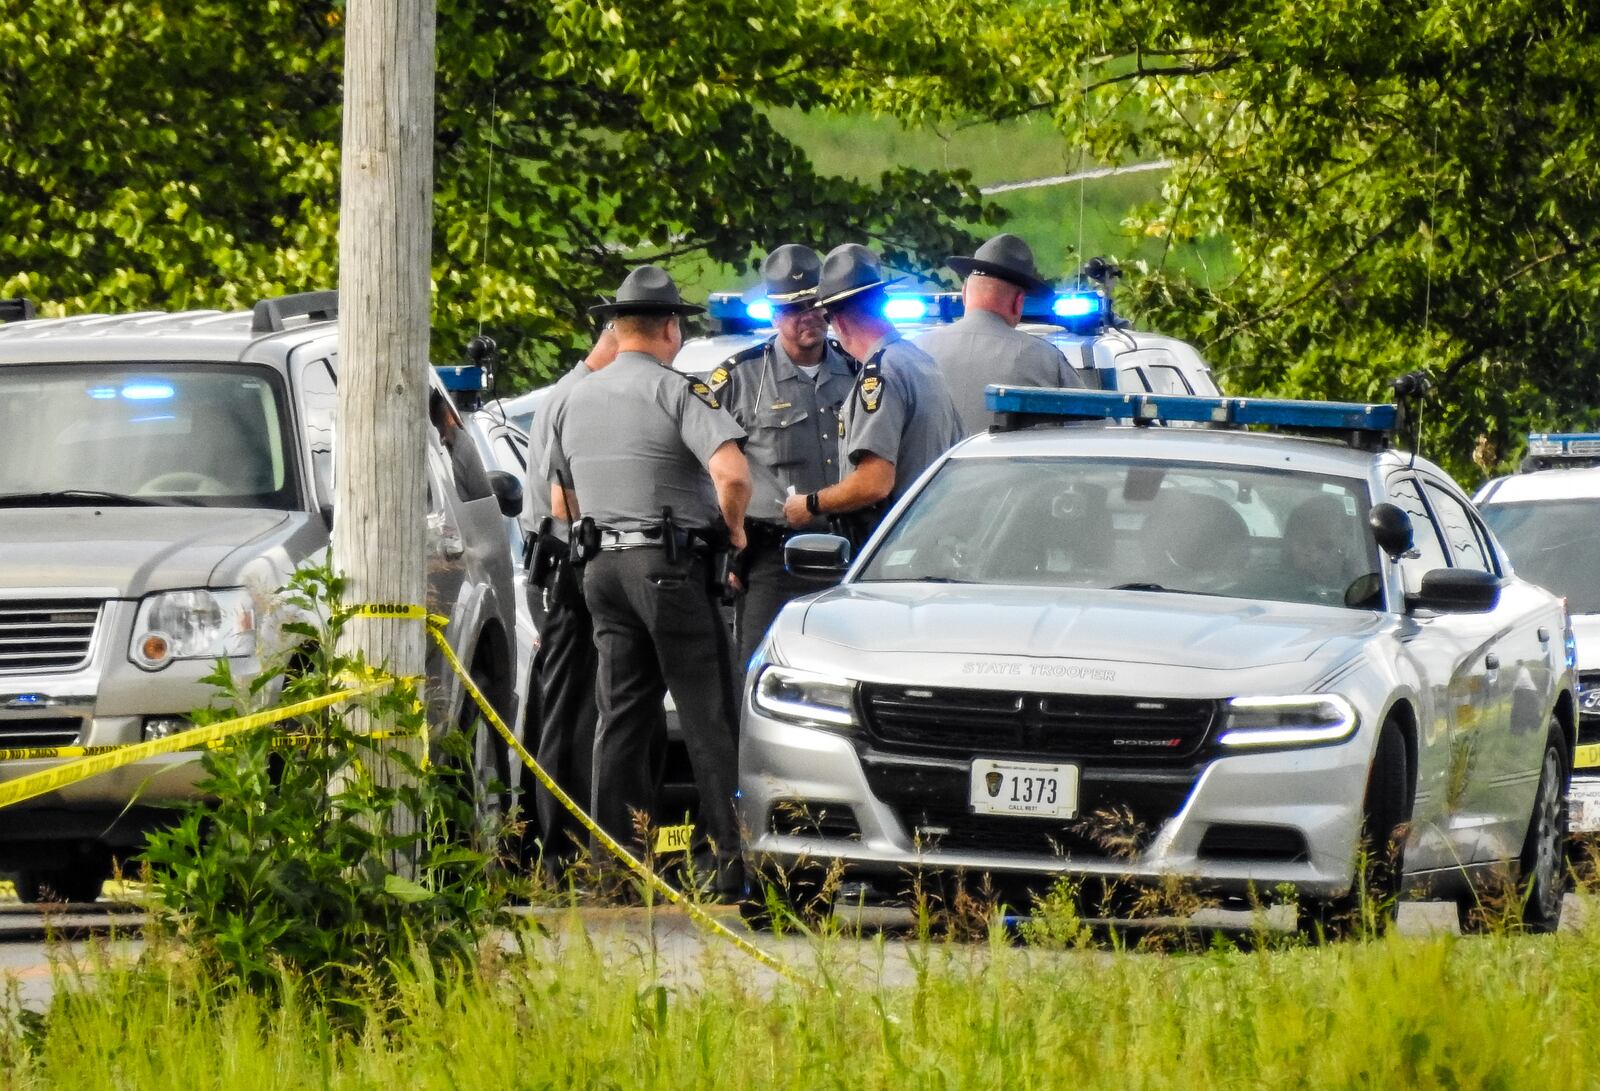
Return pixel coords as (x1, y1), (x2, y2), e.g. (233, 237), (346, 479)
(1369, 502), (1414, 559)
(488, 470), (523, 517)
(1411, 568), (1501, 614)
(784, 533), (852, 580)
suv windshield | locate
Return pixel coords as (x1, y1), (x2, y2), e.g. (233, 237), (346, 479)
(858, 456), (1381, 609)
(1481, 499), (1600, 614)
(0, 363), (298, 509)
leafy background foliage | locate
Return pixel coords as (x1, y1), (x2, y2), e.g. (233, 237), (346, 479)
(4, 0), (1598, 477)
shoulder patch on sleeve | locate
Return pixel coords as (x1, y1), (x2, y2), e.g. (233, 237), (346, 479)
(857, 357), (883, 413)
(689, 379), (721, 409)
(709, 343), (765, 395)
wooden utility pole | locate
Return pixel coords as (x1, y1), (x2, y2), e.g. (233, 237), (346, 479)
(334, 0), (437, 795)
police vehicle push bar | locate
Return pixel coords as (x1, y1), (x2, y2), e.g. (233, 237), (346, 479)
(986, 386), (1400, 437)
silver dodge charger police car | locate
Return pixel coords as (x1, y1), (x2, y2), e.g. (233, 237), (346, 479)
(739, 388), (1575, 933)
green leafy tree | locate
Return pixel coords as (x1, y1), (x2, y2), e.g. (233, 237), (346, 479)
(838, 0), (1600, 479)
(0, 0), (996, 383)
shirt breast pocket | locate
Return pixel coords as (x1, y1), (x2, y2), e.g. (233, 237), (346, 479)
(755, 408), (811, 467)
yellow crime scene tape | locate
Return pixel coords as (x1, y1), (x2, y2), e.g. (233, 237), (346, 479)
(0, 683), (392, 811)
(361, 603), (801, 980)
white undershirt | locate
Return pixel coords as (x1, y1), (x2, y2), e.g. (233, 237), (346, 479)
(795, 362), (822, 381)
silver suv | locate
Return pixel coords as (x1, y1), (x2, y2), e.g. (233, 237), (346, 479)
(741, 388), (1575, 931)
(0, 293), (521, 901)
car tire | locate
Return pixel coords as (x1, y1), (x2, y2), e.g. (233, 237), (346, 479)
(1517, 720), (1568, 934)
(13, 849), (112, 905)
(1297, 716), (1410, 942)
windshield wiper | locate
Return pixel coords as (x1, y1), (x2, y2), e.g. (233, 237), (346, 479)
(1112, 582), (1170, 592)
(0, 490), (175, 508)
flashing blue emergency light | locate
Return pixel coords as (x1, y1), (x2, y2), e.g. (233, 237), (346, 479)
(435, 365), (487, 393)
(1526, 433), (1600, 459)
(745, 300), (774, 323)
(1052, 292), (1101, 319)
(121, 382), (175, 401)
(883, 296), (930, 322)
(1018, 289), (1109, 334)
(86, 386), (118, 400)
(985, 386), (1398, 441)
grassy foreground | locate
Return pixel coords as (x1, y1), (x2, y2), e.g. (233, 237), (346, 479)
(5, 911), (1597, 1090)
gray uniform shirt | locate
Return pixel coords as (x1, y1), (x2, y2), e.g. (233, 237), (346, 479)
(843, 331), (966, 503)
(710, 337), (855, 529)
(545, 351), (746, 532)
(915, 308), (1083, 433)
(518, 362), (592, 541)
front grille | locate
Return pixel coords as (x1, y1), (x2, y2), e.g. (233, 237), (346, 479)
(864, 756), (1199, 861)
(860, 684), (1218, 762)
(1579, 672), (1600, 743)
(1196, 824), (1309, 863)
(0, 717), (83, 748)
(768, 800), (862, 841)
(0, 599), (102, 674)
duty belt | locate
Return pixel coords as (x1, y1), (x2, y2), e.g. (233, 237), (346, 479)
(597, 527), (698, 551)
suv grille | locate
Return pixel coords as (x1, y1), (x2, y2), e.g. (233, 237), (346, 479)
(860, 684), (1218, 762)
(0, 718), (82, 748)
(0, 599), (103, 674)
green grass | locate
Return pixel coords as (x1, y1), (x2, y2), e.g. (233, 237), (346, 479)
(8, 910), (1600, 1089)
(666, 109), (1232, 299)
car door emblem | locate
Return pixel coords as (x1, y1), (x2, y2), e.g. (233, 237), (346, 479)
(4, 694), (57, 710)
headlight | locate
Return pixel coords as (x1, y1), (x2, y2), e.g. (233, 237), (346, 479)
(1217, 695), (1357, 748)
(130, 588), (257, 671)
(752, 665), (857, 730)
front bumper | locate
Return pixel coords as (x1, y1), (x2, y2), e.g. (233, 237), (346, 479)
(738, 707), (1373, 899)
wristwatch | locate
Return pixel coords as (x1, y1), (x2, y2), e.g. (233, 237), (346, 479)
(805, 492), (822, 516)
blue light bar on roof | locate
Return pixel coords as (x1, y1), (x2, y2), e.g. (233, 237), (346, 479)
(1526, 433), (1600, 458)
(435, 364), (487, 392)
(985, 386), (1399, 433)
(883, 296), (929, 322)
(745, 300), (774, 323)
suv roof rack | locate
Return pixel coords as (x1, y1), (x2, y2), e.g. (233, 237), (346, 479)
(252, 290), (337, 333)
(0, 298), (37, 324)
(986, 386), (1399, 448)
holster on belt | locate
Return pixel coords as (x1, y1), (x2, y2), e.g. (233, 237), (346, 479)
(571, 516), (600, 566)
(832, 504), (885, 551)
(696, 521), (742, 605)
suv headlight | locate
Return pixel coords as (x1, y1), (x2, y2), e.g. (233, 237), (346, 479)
(1217, 695), (1357, 748)
(752, 665), (857, 730)
(130, 588), (257, 671)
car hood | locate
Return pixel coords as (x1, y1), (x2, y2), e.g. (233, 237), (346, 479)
(799, 584), (1387, 671)
(0, 507), (292, 597)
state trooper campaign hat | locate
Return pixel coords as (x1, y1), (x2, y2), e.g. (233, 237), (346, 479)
(946, 232), (1052, 295)
(812, 243), (904, 310)
(747, 243), (823, 305)
(588, 264), (705, 318)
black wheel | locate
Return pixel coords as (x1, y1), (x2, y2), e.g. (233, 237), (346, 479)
(738, 860), (834, 932)
(1518, 721), (1568, 933)
(1298, 717), (1410, 941)
(13, 849), (112, 904)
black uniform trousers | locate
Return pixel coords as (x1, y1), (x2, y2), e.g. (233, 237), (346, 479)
(733, 534), (834, 676)
(583, 546), (741, 882)
(528, 556), (600, 873)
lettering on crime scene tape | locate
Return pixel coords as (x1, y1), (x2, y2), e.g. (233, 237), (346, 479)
(0, 683), (390, 811)
(654, 824), (694, 854)
(1576, 743), (1600, 770)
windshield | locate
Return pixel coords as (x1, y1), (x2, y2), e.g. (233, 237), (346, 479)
(1481, 499), (1600, 615)
(858, 456), (1381, 609)
(0, 363), (298, 509)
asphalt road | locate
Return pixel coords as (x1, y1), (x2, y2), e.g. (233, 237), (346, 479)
(2, 894), (1592, 1009)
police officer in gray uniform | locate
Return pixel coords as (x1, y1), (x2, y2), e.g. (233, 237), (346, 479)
(709, 244), (857, 671)
(915, 232), (1083, 433)
(546, 265), (752, 893)
(519, 326), (621, 876)
(781, 244), (964, 543)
